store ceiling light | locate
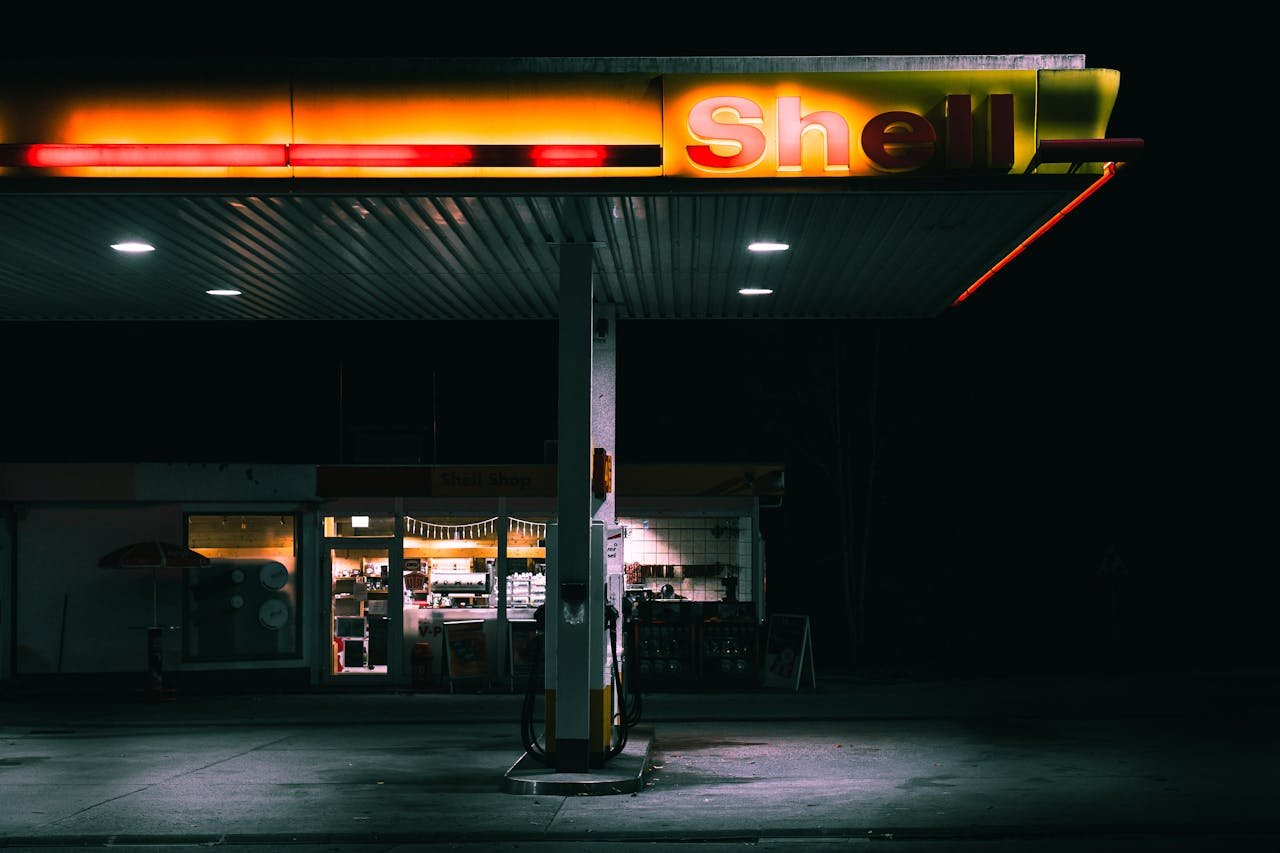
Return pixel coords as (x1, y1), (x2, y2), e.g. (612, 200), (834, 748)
(747, 242), (789, 252)
(351, 516), (370, 528)
(738, 287), (774, 296)
(110, 241), (155, 253)
(205, 289), (242, 296)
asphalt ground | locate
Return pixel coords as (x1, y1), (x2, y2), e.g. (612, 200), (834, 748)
(1, 669), (1277, 852)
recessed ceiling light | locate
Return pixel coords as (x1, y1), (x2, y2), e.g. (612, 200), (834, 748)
(738, 288), (774, 296)
(206, 289), (242, 297)
(747, 242), (789, 252)
(111, 241), (155, 253)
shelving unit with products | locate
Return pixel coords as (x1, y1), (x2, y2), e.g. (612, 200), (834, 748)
(329, 549), (391, 674)
(504, 558), (547, 608)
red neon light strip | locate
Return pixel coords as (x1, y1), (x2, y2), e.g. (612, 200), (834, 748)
(288, 144), (476, 166)
(10, 144), (289, 167)
(529, 145), (606, 167)
(952, 163), (1119, 306)
(0, 143), (660, 168)
(292, 144), (635, 167)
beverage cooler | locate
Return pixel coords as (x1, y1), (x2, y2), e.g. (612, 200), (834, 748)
(632, 600), (699, 689)
(699, 600), (759, 686)
(629, 599), (760, 690)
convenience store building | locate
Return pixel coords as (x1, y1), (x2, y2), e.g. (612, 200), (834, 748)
(0, 461), (780, 692)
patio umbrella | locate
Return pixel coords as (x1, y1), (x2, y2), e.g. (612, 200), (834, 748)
(99, 540), (212, 569)
(99, 541), (212, 622)
(99, 541), (212, 695)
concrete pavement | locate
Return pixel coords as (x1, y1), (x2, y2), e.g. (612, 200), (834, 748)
(1, 669), (1277, 851)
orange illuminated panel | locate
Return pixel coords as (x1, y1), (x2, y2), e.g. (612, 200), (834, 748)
(290, 74), (662, 178)
(952, 164), (1119, 306)
(0, 77), (294, 177)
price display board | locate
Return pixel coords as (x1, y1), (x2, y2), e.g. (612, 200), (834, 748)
(760, 613), (816, 691)
(509, 619), (539, 680)
(442, 620), (488, 692)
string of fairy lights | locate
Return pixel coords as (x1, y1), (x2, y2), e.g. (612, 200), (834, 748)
(403, 516), (547, 540)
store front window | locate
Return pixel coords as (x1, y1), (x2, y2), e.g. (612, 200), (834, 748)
(185, 514), (299, 662)
(395, 513), (549, 690)
(401, 515), (499, 690)
(503, 516), (547, 612)
(503, 516), (547, 688)
(404, 515), (499, 609)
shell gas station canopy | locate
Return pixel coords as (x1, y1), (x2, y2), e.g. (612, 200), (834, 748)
(0, 52), (1150, 781)
(0, 55), (1142, 321)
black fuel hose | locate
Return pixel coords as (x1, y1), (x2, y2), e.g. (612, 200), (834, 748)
(607, 616), (628, 758)
(520, 603), (642, 764)
(520, 607), (549, 764)
(619, 596), (645, 722)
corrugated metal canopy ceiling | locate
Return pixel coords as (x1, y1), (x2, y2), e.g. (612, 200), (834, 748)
(0, 177), (1093, 321)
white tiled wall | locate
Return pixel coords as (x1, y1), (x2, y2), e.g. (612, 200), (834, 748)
(618, 516), (752, 602)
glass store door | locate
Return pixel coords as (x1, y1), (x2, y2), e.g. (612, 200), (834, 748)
(329, 546), (391, 676)
(324, 513), (400, 681)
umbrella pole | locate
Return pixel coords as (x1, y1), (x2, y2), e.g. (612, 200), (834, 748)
(147, 564), (163, 696)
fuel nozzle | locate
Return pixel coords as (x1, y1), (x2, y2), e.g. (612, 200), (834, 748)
(605, 602), (619, 631)
(533, 603), (546, 633)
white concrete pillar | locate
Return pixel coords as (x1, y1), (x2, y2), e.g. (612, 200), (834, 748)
(591, 302), (617, 526)
(550, 242), (595, 772)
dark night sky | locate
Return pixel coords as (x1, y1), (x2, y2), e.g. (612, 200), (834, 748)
(5, 21), (1270, 676)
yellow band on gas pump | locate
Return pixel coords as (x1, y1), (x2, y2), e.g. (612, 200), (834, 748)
(543, 686), (616, 760)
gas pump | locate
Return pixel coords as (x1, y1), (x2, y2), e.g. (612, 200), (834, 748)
(520, 519), (640, 768)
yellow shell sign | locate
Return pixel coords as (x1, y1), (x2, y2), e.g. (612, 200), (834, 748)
(662, 70), (1116, 177)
